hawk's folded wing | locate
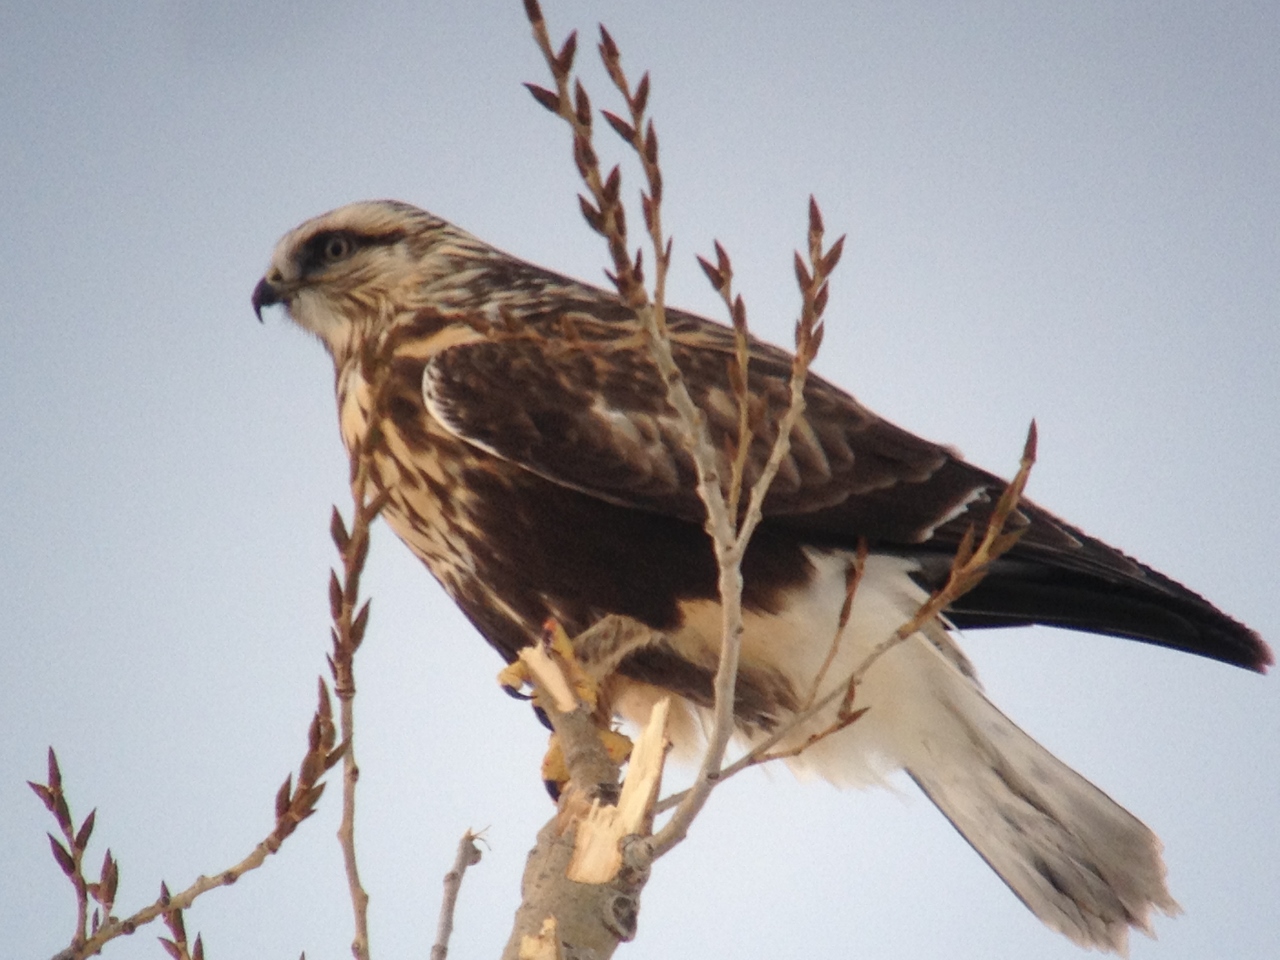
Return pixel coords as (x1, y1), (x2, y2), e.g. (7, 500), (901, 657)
(421, 304), (1269, 671)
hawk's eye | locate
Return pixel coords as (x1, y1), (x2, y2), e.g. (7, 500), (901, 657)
(322, 234), (355, 262)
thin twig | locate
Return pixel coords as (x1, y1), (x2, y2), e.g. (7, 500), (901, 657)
(802, 539), (869, 711)
(653, 422), (1039, 813)
(158, 885), (206, 960)
(525, 1), (740, 857)
(431, 830), (483, 960)
(647, 201), (839, 860)
(328, 415), (388, 960)
(39, 683), (341, 960)
(526, 3), (849, 865)
(836, 420), (1037, 714)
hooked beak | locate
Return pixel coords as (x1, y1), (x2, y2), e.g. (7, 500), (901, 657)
(252, 276), (283, 323)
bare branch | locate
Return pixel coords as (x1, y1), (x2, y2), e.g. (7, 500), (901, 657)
(40, 680), (340, 960)
(568, 699), (670, 883)
(525, 5), (853, 874)
(431, 830), (483, 960)
(835, 419), (1037, 714)
(327, 372), (391, 960)
(646, 199), (843, 858)
(653, 424), (1040, 810)
(498, 622), (643, 960)
(802, 539), (869, 711)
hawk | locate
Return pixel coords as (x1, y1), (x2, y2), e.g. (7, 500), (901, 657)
(253, 199), (1269, 953)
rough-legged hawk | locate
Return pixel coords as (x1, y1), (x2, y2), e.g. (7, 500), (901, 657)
(254, 199), (1269, 953)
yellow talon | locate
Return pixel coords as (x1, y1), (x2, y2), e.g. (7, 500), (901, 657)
(503, 618), (634, 798)
(541, 618), (600, 710)
(541, 736), (569, 787)
(541, 728), (633, 797)
(599, 727), (633, 764)
(497, 660), (531, 696)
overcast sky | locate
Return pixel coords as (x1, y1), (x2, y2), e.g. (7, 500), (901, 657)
(2, 2), (1277, 959)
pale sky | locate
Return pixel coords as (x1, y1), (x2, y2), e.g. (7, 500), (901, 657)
(2, 2), (1277, 959)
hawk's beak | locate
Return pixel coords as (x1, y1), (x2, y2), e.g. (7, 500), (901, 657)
(252, 276), (283, 323)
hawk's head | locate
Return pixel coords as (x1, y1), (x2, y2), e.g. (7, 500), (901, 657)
(252, 200), (493, 356)
(255, 200), (627, 364)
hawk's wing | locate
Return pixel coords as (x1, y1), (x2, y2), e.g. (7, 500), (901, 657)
(422, 303), (1269, 671)
(424, 304), (989, 538)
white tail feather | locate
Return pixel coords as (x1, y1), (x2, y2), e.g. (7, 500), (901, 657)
(903, 659), (1181, 953)
(737, 553), (1180, 954)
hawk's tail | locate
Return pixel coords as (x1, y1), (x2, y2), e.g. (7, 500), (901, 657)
(901, 660), (1181, 953)
(770, 554), (1181, 953)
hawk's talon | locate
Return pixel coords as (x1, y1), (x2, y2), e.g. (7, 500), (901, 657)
(541, 617), (601, 710)
(599, 727), (634, 765)
(532, 703), (553, 731)
(540, 726), (634, 799)
(497, 659), (532, 698)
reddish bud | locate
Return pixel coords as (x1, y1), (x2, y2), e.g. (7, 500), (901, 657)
(328, 571), (342, 621)
(317, 679), (333, 722)
(350, 600), (371, 649)
(603, 165), (622, 203)
(599, 25), (619, 64)
(697, 255), (723, 291)
(299, 752), (324, 788)
(555, 31), (577, 76)
(715, 240), (732, 280)
(808, 195), (824, 237)
(1024, 419), (1039, 462)
(523, 83), (561, 114)
(275, 776), (292, 819)
(168, 905), (187, 943)
(813, 281), (830, 317)
(54, 793), (71, 832)
(100, 849), (118, 904)
(329, 507), (349, 551)
(573, 80), (591, 127)
(47, 748), (62, 792)
(601, 110), (635, 143)
(634, 73), (650, 114)
(28, 781), (55, 813)
(793, 252), (812, 291)
(821, 235), (846, 276)
(75, 809), (96, 853)
(643, 121), (658, 163)
(47, 834), (75, 876)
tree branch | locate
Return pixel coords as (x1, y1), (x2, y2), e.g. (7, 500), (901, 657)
(327, 362), (392, 960)
(37, 681), (341, 960)
(430, 830), (483, 960)
(498, 622), (658, 960)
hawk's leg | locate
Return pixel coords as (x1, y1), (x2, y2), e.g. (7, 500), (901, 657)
(499, 616), (659, 797)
